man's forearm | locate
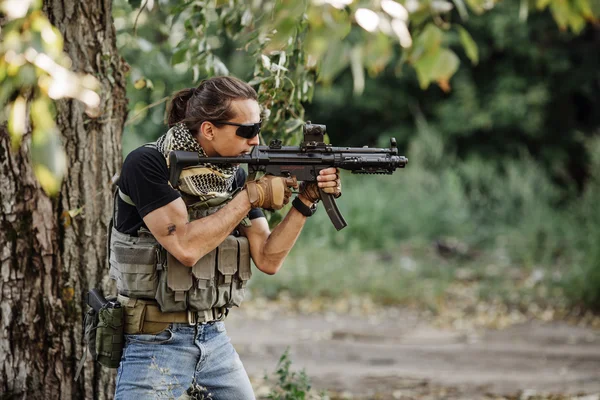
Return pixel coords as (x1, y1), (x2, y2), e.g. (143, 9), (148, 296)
(179, 192), (251, 265)
(253, 196), (313, 274)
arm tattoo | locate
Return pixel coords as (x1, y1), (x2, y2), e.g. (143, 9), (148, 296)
(167, 224), (176, 236)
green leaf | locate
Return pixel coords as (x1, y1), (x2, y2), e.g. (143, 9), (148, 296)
(172, 47), (188, 66)
(128, 0), (142, 9)
(414, 60), (433, 89)
(133, 78), (147, 89)
(568, 12), (587, 33)
(536, 0), (552, 10)
(457, 25), (479, 65)
(34, 164), (62, 196)
(305, 32), (328, 60)
(211, 57), (229, 75)
(261, 54), (271, 70)
(31, 126), (66, 197)
(420, 23), (444, 50)
(317, 41), (349, 83)
(411, 23), (444, 62)
(464, 0), (485, 14)
(574, 0), (595, 18)
(430, 0), (455, 13)
(363, 33), (393, 74)
(413, 48), (460, 89)
(519, 0), (529, 21)
(549, 0), (570, 30)
(436, 48), (460, 78)
(8, 97), (27, 148)
(452, 0), (470, 20)
(30, 97), (55, 134)
(248, 76), (271, 86)
(283, 118), (304, 134)
(350, 46), (365, 95)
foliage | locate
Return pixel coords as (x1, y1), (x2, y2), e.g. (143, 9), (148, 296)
(266, 349), (322, 400)
(562, 136), (600, 310)
(113, 0), (194, 154)
(121, 0), (599, 146)
(0, 0), (100, 194)
(536, 0), (600, 33)
(305, 0), (600, 188)
(2, 0), (599, 192)
(161, 0), (316, 145)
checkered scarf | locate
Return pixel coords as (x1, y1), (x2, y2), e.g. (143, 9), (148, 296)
(155, 123), (238, 200)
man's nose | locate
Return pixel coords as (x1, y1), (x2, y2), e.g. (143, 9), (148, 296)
(248, 134), (260, 146)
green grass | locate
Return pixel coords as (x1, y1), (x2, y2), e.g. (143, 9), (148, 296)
(249, 244), (456, 308)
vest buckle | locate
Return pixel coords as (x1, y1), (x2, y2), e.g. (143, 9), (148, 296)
(187, 310), (196, 325)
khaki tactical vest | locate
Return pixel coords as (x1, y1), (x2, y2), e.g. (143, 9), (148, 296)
(108, 146), (252, 313)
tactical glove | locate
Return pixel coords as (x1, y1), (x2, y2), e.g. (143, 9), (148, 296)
(245, 175), (297, 210)
(299, 175), (342, 203)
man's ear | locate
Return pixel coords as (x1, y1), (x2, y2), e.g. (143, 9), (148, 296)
(199, 121), (215, 141)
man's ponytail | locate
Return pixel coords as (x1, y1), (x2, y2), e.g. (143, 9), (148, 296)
(166, 88), (194, 127)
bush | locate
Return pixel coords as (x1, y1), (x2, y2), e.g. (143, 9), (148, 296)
(298, 115), (567, 264)
(254, 122), (600, 311)
(562, 137), (600, 310)
(266, 349), (323, 400)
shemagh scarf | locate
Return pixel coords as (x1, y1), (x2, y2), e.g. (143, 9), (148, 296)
(156, 123), (239, 201)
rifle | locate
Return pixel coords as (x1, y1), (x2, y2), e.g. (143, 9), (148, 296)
(168, 122), (408, 231)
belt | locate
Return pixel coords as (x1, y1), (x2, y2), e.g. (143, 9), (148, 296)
(146, 305), (227, 325)
(117, 295), (227, 326)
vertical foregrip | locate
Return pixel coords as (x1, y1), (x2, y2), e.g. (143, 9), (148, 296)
(319, 188), (348, 231)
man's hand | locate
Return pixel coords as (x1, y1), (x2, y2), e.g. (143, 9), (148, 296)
(299, 167), (342, 203)
(245, 175), (297, 210)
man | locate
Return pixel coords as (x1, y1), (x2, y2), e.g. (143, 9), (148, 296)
(111, 76), (341, 399)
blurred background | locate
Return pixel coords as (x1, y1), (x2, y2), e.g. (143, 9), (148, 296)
(115, 0), (600, 321)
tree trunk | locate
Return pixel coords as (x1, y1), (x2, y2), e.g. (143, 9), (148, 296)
(0, 1), (127, 398)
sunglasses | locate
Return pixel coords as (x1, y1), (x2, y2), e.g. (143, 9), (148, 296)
(212, 120), (262, 139)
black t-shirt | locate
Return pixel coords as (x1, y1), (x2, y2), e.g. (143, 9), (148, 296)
(115, 146), (264, 235)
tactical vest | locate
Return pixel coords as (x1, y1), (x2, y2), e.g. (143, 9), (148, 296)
(108, 146), (252, 314)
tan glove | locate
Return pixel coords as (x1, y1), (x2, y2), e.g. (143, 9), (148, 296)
(299, 174), (342, 202)
(245, 175), (297, 210)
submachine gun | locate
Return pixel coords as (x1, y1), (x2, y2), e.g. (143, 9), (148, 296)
(168, 122), (408, 231)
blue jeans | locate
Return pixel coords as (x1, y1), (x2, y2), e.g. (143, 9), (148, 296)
(114, 321), (255, 399)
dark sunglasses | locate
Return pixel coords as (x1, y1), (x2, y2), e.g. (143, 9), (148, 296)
(212, 120), (262, 139)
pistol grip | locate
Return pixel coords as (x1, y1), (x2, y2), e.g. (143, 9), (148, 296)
(319, 188), (347, 231)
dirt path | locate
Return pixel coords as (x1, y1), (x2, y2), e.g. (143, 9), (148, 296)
(225, 304), (600, 399)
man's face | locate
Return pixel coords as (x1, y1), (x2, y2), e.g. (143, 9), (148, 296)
(199, 98), (261, 158)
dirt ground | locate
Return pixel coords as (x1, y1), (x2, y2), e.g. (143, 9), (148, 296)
(225, 301), (600, 399)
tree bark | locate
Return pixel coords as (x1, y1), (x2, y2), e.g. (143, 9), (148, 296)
(0, 0), (127, 398)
